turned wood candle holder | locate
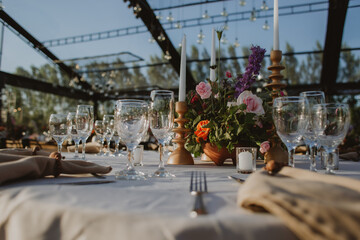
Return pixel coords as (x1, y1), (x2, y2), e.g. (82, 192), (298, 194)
(266, 50), (287, 100)
(167, 101), (194, 165)
(265, 50), (288, 164)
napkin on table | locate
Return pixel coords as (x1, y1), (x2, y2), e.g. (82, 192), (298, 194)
(0, 151), (112, 185)
(237, 167), (360, 240)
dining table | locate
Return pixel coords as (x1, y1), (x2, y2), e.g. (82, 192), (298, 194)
(0, 150), (359, 240)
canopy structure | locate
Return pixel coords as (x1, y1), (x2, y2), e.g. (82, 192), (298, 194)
(0, 0), (358, 119)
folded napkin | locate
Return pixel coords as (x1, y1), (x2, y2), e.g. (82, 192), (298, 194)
(67, 142), (100, 154)
(237, 167), (360, 240)
(0, 147), (50, 156)
(0, 152), (112, 185)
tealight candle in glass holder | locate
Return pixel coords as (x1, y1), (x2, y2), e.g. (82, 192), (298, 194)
(236, 147), (257, 174)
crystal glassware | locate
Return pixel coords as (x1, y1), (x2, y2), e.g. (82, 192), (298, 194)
(111, 121), (123, 157)
(300, 91), (325, 171)
(67, 112), (82, 158)
(76, 105), (94, 160)
(272, 96), (307, 167)
(149, 90), (175, 178)
(94, 120), (105, 156)
(114, 100), (149, 180)
(313, 103), (350, 174)
(49, 113), (69, 154)
(103, 115), (114, 156)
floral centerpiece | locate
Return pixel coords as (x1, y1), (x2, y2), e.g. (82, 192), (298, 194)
(185, 33), (274, 165)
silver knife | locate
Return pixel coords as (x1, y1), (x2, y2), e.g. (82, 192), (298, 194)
(59, 180), (116, 185)
(228, 175), (246, 184)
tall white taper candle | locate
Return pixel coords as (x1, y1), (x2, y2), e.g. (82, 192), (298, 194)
(273, 0), (279, 50)
(179, 35), (186, 102)
(210, 28), (216, 82)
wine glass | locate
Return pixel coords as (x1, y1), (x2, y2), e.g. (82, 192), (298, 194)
(300, 91), (325, 171)
(114, 100), (148, 180)
(313, 103), (350, 174)
(94, 120), (105, 156)
(67, 112), (82, 158)
(272, 96), (307, 167)
(149, 90), (175, 178)
(111, 121), (123, 157)
(103, 115), (114, 156)
(76, 105), (94, 159)
(49, 113), (69, 154)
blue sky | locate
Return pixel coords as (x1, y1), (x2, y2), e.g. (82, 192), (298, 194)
(1, 0), (360, 73)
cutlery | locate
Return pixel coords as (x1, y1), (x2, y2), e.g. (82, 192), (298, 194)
(189, 171), (208, 217)
(59, 180), (115, 185)
(228, 175), (246, 183)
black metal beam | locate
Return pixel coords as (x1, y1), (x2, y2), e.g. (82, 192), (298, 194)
(320, 0), (349, 95)
(0, 9), (92, 91)
(0, 71), (93, 101)
(125, 0), (196, 92)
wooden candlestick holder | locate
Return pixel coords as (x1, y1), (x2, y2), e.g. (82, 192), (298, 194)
(266, 50), (287, 100)
(265, 50), (288, 164)
(167, 101), (194, 165)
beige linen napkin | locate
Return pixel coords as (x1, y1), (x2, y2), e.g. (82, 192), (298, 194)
(0, 153), (112, 185)
(339, 152), (359, 161)
(67, 142), (100, 153)
(237, 167), (360, 240)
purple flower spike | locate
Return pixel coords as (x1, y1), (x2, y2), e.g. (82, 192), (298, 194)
(235, 46), (266, 98)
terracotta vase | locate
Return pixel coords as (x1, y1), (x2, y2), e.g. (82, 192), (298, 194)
(202, 143), (237, 166)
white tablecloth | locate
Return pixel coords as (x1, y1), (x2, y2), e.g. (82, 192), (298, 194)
(0, 151), (359, 240)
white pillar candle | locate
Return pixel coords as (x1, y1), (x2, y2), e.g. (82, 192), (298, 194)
(210, 28), (216, 82)
(237, 152), (253, 171)
(179, 34), (186, 102)
(273, 0), (279, 50)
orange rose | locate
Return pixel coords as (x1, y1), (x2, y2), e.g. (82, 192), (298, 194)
(195, 120), (210, 143)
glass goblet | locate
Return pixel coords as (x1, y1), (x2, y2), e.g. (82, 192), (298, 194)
(272, 96), (307, 168)
(76, 105), (94, 160)
(149, 90), (175, 178)
(300, 91), (325, 172)
(313, 103), (350, 174)
(94, 120), (105, 156)
(103, 115), (114, 156)
(111, 123), (123, 157)
(49, 113), (69, 154)
(114, 100), (148, 180)
(67, 112), (82, 158)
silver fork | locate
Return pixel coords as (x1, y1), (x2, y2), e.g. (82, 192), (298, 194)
(189, 171), (208, 217)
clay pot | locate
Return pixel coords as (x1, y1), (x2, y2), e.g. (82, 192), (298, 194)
(202, 143), (236, 166)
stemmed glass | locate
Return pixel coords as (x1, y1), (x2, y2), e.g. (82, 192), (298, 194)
(111, 121), (123, 157)
(114, 100), (148, 180)
(67, 112), (81, 158)
(49, 113), (69, 154)
(94, 120), (105, 156)
(272, 96), (307, 168)
(76, 105), (94, 159)
(313, 103), (350, 174)
(300, 91), (325, 171)
(103, 115), (114, 156)
(149, 90), (175, 178)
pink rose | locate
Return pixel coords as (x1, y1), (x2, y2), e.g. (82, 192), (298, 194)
(237, 90), (265, 116)
(226, 71), (232, 78)
(260, 141), (270, 154)
(196, 82), (212, 99)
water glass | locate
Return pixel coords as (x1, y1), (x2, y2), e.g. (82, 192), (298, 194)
(313, 103), (350, 174)
(49, 113), (69, 154)
(103, 115), (114, 156)
(300, 91), (325, 171)
(94, 120), (105, 156)
(114, 99), (148, 180)
(76, 105), (94, 159)
(67, 112), (81, 158)
(272, 96), (307, 167)
(133, 145), (144, 166)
